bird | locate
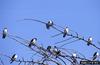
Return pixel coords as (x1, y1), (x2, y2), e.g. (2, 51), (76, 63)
(47, 46), (52, 52)
(47, 46), (59, 54)
(63, 27), (69, 37)
(46, 20), (53, 29)
(72, 53), (77, 63)
(2, 28), (8, 39)
(53, 46), (61, 57)
(10, 54), (17, 64)
(92, 52), (99, 60)
(87, 36), (93, 46)
(29, 38), (37, 47)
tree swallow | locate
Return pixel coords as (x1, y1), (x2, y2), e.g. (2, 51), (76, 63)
(87, 36), (92, 46)
(53, 46), (61, 57)
(92, 52), (99, 60)
(10, 54), (17, 64)
(46, 20), (53, 29)
(63, 27), (69, 37)
(47, 46), (52, 52)
(72, 53), (77, 63)
(29, 38), (37, 47)
(2, 28), (8, 39)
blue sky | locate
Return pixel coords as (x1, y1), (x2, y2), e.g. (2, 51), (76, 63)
(0, 0), (100, 65)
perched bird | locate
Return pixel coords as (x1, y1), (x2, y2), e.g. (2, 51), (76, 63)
(47, 46), (59, 54)
(10, 54), (17, 64)
(72, 53), (77, 63)
(87, 36), (93, 46)
(47, 46), (52, 52)
(46, 20), (53, 29)
(53, 46), (61, 57)
(2, 28), (8, 39)
(63, 27), (69, 37)
(92, 52), (99, 60)
(29, 38), (37, 47)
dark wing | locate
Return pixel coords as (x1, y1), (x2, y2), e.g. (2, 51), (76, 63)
(12, 54), (16, 58)
(93, 52), (97, 57)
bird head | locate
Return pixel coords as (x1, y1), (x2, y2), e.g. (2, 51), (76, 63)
(72, 53), (77, 57)
(3, 28), (8, 32)
(33, 38), (37, 41)
(88, 36), (93, 42)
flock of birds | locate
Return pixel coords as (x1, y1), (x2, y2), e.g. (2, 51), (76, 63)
(0, 18), (100, 65)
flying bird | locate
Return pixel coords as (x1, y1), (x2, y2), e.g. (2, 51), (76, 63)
(92, 52), (99, 60)
(87, 36), (93, 46)
(2, 28), (8, 39)
(10, 54), (17, 64)
(29, 38), (37, 47)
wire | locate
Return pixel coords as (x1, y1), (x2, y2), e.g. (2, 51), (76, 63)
(54, 37), (73, 45)
(59, 39), (80, 48)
